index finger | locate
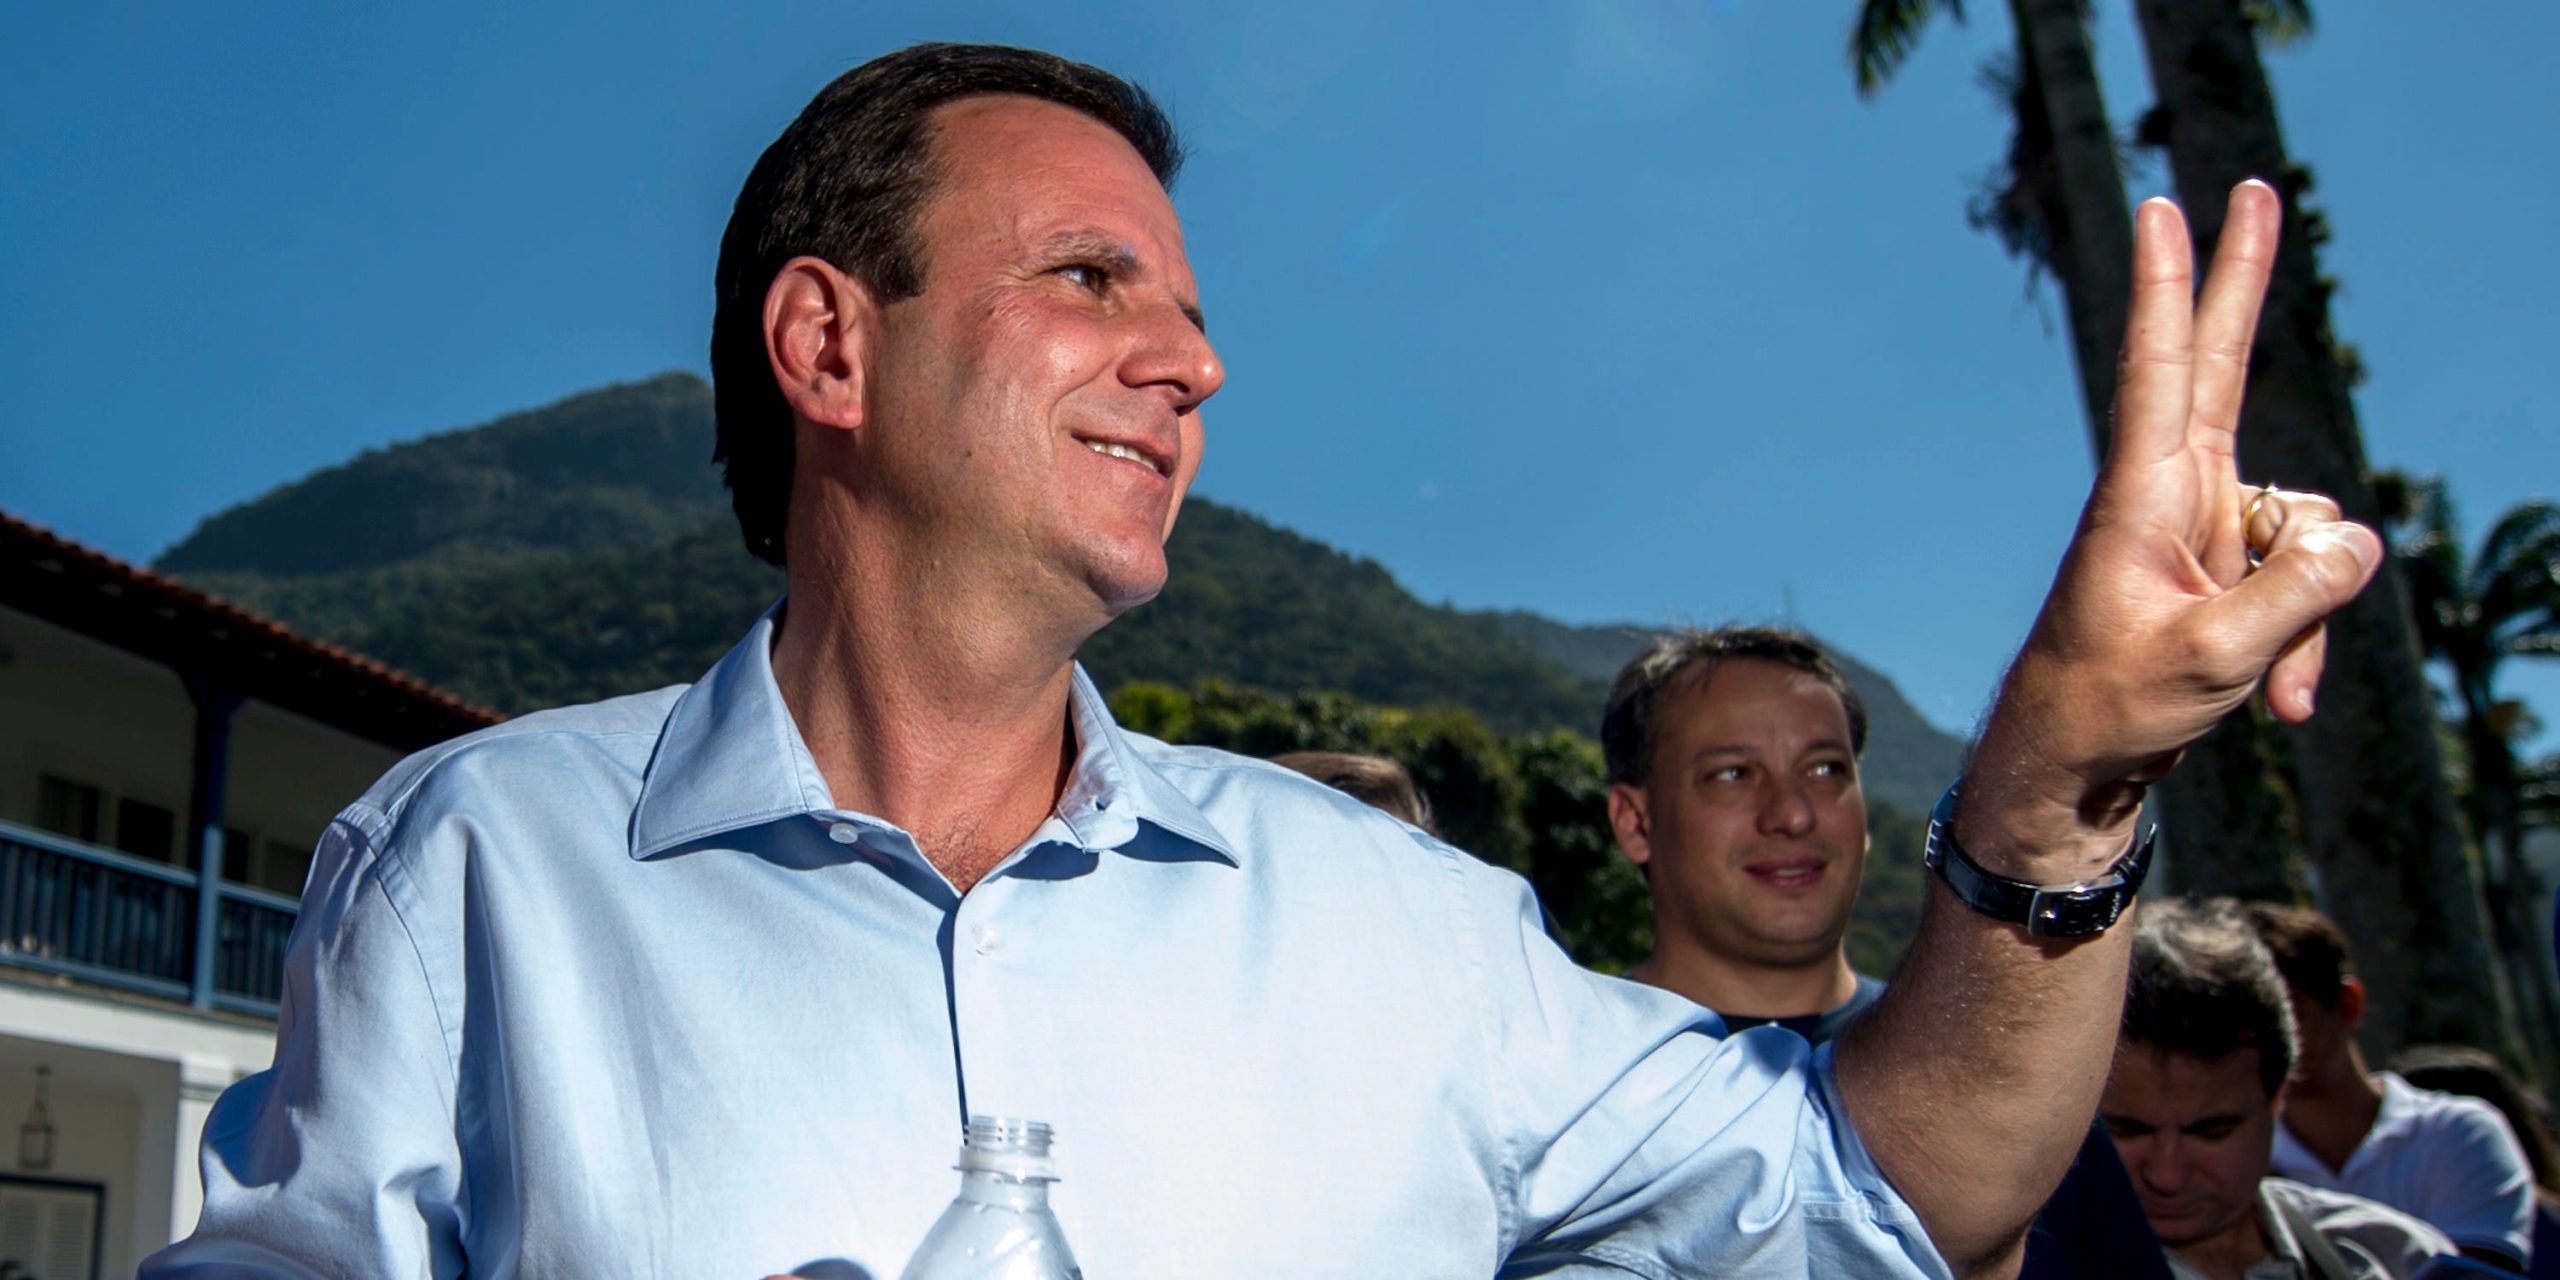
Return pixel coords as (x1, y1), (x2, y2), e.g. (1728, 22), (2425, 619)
(2099, 200), (2199, 492)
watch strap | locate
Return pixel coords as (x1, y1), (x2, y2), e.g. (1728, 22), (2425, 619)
(1924, 781), (2155, 938)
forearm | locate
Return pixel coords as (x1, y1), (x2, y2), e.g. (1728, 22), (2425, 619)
(1837, 885), (2133, 1275)
(1836, 656), (2148, 1275)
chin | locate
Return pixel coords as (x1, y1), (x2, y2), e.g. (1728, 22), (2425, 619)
(1084, 553), (1171, 617)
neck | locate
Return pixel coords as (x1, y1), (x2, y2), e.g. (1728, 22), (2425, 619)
(773, 522), (1095, 894)
(2166, 1199), (2272, 1280)
(2278, 1046), (2385, 1173)
(1631, 942), (1861, 1021)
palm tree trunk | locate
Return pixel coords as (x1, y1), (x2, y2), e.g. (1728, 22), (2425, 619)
(2462, 683), (2560, 1083)
(2013, 0), (2133, 455)
(2130, 0), (2526, 1068)
(2157, 704), (2311, 900)
(2008, 0), (2305, 897)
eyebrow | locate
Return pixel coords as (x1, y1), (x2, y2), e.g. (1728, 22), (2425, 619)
(1035, 229), (1207, 333)
(1689, 739), (1857, 760)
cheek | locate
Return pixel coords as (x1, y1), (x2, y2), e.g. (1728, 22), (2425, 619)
(1162, 416), (1206, 533)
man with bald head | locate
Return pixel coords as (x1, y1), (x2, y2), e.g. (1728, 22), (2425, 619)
(149, 42), (2386, 1278)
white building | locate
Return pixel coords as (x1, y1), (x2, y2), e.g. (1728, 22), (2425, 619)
(0, 509), (496, 1277)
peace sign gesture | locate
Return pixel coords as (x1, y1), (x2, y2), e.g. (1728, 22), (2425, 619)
(1839, 182), (2388, 1274)
(1954, 180), (2384, 875)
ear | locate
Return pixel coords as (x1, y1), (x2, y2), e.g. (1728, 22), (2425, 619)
(763, 255), (877, 436)
(2336, 975), (2366, 1028)
(1608, 782), (1653, 867)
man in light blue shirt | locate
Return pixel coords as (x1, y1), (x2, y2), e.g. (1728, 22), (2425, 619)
(146, 41), (2382, 1278)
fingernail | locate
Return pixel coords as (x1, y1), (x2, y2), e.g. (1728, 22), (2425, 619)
(2238, 177), (2272, 193)
(2296, 686), (2315, 717)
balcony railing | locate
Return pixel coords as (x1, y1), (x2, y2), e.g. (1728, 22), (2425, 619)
(0, 818), (295, 1018)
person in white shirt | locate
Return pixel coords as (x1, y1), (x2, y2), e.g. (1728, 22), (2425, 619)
(2103, 898), (2457, 1280)
(2248, 902), (2536, 1271)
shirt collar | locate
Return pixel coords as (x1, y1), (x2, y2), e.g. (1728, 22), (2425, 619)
(2366, 1071), (2423, 1145)
(2248, 1182), (2313, 1277)
(628, 604), (1238, 867)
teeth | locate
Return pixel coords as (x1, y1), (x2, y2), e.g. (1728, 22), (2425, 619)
(1085, 440), (1161, 474)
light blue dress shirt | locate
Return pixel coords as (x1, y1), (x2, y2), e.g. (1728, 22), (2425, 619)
(145, 610), (1947, 1278)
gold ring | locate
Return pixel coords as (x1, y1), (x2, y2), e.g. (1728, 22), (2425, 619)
(2244, 484), (2280, 567)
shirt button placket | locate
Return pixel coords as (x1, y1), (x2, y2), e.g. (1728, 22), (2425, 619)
(950, 882), (1013, 1116)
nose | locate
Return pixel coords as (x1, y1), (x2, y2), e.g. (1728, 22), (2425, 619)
(2135, 1137), (2187, 1194)
(1756, 774), (1817, 839)
(1120, 297), (1225, 415)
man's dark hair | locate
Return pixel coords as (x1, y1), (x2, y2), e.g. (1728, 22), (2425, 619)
(2242, 900), (2357, 1011)
(1599, 626), (1868, 787)
(2124, 897), (2299, 1097)
(708, 43), (1184, 566)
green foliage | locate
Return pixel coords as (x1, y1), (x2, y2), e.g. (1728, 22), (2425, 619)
(1845, 803), (1930, 979)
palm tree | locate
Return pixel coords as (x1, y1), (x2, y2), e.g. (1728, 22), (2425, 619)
(2389, 477), (2560, 1075)
(1856, 0), (2132, 453)
(2127, 0), (2517, 1061)
(1851, 0), (2304, 902)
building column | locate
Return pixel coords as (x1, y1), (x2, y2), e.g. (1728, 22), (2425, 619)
(133, 1053), (232, 1259)
(184, 681), (241, 1010)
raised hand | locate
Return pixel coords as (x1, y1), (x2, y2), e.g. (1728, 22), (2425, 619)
(1959, 180), (2383, 870)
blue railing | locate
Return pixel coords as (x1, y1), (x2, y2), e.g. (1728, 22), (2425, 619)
(0, 818), (294, 1018)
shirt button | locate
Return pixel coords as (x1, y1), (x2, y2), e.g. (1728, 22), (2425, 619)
(827, 822), (860, 844)
(973, 924), (1000, 955)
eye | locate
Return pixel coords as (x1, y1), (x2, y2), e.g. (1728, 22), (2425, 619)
(1704, 764), (1750, 786)
(1055, 262), (1110, 294)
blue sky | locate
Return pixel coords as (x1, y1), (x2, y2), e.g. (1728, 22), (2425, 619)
(4, 2), (2554, 749)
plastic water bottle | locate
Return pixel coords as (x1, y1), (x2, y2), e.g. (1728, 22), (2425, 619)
(898, 1116), (1084, 1280)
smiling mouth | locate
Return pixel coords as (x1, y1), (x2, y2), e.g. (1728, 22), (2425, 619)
(1746, 861), (1827, 890)
(1083, 439), (1168, 477)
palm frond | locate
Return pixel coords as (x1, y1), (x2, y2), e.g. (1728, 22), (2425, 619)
(1853, 0), (1966, 95)
(2243, 0), (2316, 47)
(2388, 475), (2468, 659)
(2474, 501), (2560, 633)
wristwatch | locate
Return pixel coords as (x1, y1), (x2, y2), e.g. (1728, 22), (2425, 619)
(1924, 780), (2156, 938)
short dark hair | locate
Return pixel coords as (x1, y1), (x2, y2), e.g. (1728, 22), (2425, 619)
(2243, 900), (2357, 1011)
(1599, 626), (1868, 787)
(1271, 751), (1435, 833)
(2124, 897), (2299, 1097)
(709, 43), (1184, 566)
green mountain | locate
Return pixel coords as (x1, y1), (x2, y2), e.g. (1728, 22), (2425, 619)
(161, 373), (1965, 809)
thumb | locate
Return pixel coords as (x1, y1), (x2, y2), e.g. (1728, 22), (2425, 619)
(2192, 517), (2381, 685)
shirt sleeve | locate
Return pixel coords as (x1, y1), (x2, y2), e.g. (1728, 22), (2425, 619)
(2405, 1101), (2536, 1266)
(139, 814), (468, 1278)
(1451, 860), (1948, 1278)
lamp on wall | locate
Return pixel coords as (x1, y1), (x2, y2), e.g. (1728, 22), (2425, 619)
(18, 1065), (54, 1172)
